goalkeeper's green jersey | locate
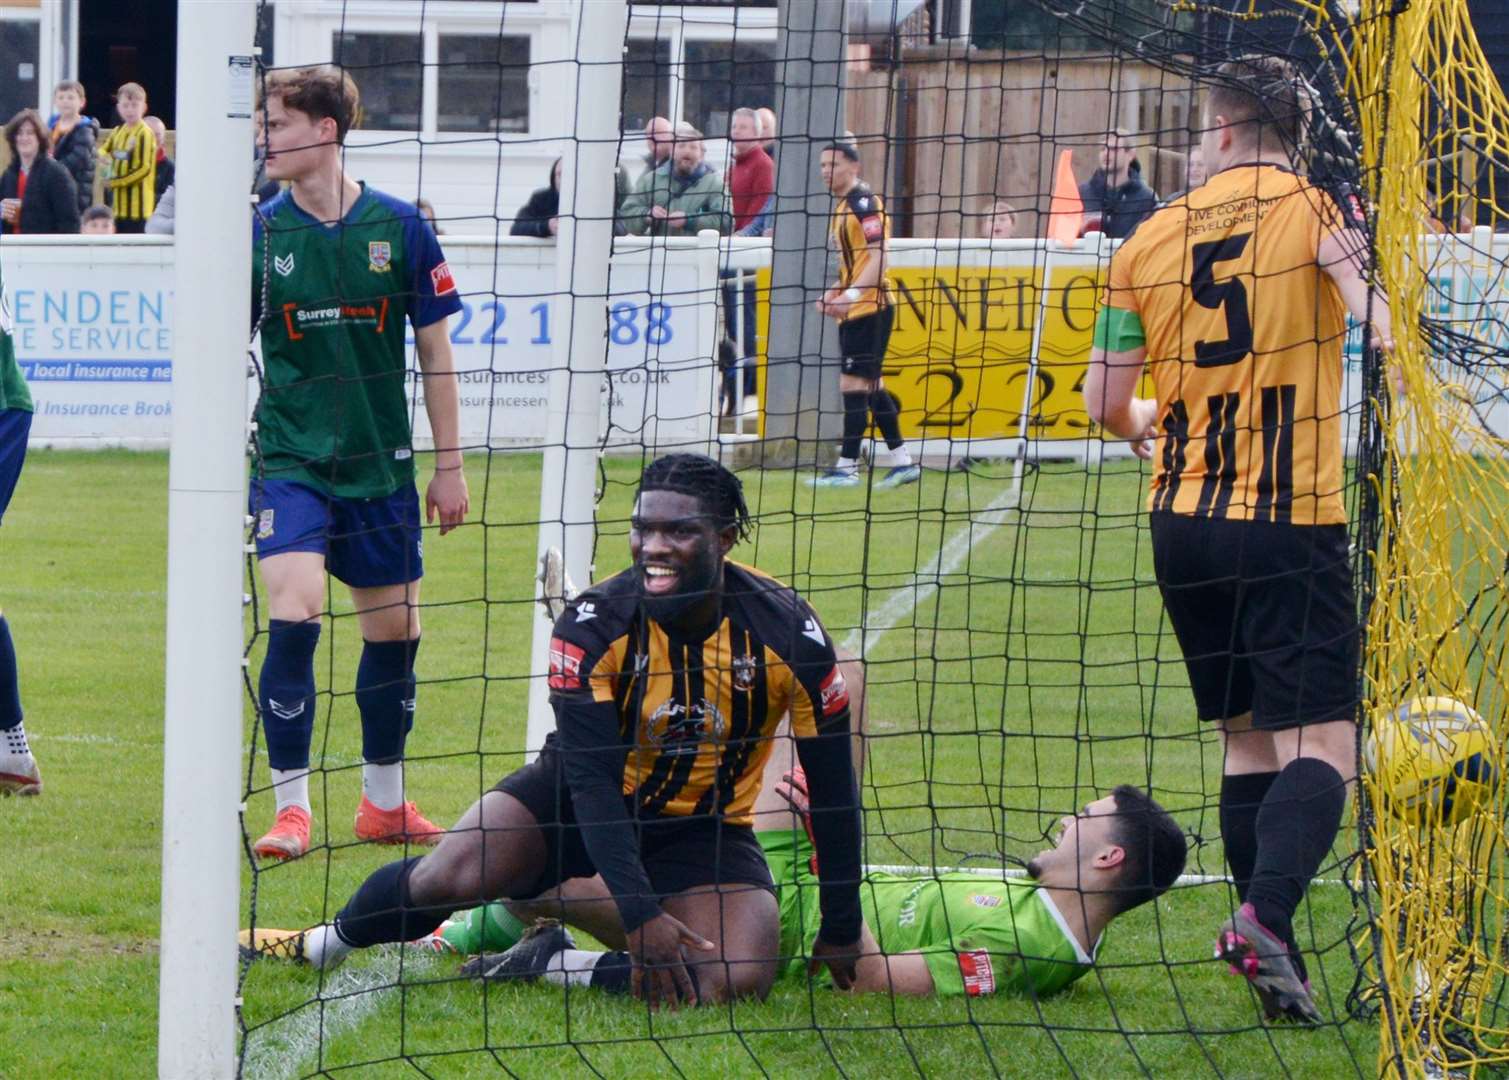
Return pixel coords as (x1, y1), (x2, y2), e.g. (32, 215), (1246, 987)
(0, 264), (32, 413)
(759, 829), (1095, 998)
(252, 182), (461, 498)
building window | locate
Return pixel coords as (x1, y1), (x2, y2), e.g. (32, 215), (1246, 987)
(682, 40), (776, 138)
(437, 34), (531, 134)
(333, 32), (422, 131)
(622, 38), (671, 133)
(0, 19), (41, 120)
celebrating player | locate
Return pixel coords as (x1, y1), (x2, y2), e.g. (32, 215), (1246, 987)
(0, 261), (37, 796)
(248, 66), (468, 859)
(437, 741), (1187, 1001)
(1083, 55), (1394, 1022)
(242, 454), (865, 1007)
(810, 140), (919, 490)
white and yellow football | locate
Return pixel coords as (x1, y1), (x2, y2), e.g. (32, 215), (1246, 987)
(1364, 697), (1498, 827)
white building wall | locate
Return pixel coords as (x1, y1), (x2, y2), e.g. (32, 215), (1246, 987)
(271, 0), (775, 233)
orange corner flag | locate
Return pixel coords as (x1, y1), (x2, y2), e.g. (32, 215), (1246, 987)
(1046, 149), (1084, 244)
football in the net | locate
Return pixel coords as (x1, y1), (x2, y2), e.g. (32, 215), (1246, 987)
(1364, 697), (1498, 827)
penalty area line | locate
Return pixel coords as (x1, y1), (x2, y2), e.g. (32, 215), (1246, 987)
(841, 483), (1021, 660)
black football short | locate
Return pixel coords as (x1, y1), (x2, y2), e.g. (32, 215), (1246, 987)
(492, 736), (775, 901)
(1150, 511), (1359, 730)
(838, 306), (894, 380)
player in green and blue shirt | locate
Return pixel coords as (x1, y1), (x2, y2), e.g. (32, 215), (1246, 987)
(248, 66), (467, 860)
(0, 260), (39, 797)
(418, 660), (1188, 1000)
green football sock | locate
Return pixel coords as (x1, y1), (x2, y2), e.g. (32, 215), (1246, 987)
(441, 902), (527, 955)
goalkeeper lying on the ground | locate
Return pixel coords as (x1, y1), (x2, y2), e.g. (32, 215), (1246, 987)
(420, 709), (1187, 1000)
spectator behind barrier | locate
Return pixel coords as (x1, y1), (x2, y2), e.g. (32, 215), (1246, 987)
(48, 80), (97, 216)
(144, 116), (175, 203)
(729, 107), (774, 235)
(1078, 128), (1157, 239)
(620, 124), (732, 238)
(81, 204), (115, 234)
(1, 109), (81, 234)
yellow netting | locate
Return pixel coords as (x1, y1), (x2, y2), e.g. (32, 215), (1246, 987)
(1348, 0), (1509, 1073)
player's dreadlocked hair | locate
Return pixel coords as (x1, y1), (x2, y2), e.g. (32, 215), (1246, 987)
(638, 453), (754, 542)
(1206, 54), (1309, 156)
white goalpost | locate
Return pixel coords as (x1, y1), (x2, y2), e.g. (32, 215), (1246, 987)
(156, 1), (256, 1076)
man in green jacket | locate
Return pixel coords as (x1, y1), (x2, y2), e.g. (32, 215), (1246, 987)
(621, 123), (732, 237)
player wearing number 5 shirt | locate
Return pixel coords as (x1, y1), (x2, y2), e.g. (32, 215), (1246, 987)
(1082, 56), (1393, 1024)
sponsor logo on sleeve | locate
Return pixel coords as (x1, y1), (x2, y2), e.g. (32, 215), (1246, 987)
(818, 665), (849, 717)
(959, 950), (996, 996)
(547, 637), (587, 691)
(860, 214), (884, 241)
(430, 260), (457, 296)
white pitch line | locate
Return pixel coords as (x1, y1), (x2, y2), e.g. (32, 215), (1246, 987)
(841, 484), (1021, 658)
(242, 947), (438, 1080)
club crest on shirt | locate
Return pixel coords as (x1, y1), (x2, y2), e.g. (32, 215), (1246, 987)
(732, 653), (758, 692)
(645, 696), (726, 757)
(367, 241), (392, 272)
(256, 509), (275, 539)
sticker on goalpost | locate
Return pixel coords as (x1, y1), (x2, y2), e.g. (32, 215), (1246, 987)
(548, 637), (587, 691)
(959, 950), (996, 996)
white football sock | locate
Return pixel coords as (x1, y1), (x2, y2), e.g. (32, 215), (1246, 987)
(542, 949), (605, 989)
(362, 762), (404, 810)
(1, 719), (30, 761)
(303, 923), (354, 971)
(834, 456), (859, 474)
(887, 445), (914, 467)
(270, 767), (310, 813)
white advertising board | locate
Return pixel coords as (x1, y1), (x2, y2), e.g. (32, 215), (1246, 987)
(1, 235), (721, 451)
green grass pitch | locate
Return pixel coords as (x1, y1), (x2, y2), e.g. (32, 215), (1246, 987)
(0, 451), (1378, 1078)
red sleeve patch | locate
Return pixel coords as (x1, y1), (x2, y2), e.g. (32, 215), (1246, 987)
(548, 637), (587, 691)
(818, 665), (849, 718)
(959, 950), (996, 996)
(430, 260), (457, 296)
(860, 215), (884, 242)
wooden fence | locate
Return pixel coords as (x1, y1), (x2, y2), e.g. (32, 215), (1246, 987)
(847, 47), (1199, 238)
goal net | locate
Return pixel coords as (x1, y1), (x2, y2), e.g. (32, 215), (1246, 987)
(227, 0), (1509, 1076)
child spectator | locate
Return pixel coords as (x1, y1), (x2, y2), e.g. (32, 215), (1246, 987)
(49, 80), (97, 216)
(81, 204), (115, 234)
(144, 115), (175, 202)
(97, 82), (157, 233)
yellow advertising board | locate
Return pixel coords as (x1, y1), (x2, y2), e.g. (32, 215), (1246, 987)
(753, 262), (1124, 440)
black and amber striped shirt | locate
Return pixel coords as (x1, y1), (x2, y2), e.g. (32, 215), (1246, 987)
(1103, 164), (1349, 525)
(547, 561), (861, 934)
(830, 181), (892, 321)
(99, 121), (157, 221)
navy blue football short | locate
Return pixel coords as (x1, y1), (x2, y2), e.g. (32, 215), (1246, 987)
(249, 478), (422, 588)
(0, 408), (31, 525)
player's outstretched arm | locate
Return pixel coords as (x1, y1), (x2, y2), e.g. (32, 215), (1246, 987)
(415, 319), (469, 534)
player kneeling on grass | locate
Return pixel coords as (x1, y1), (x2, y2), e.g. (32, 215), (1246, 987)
(423, 750), (1187, 1000)
(242, 454), (866, 1006)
